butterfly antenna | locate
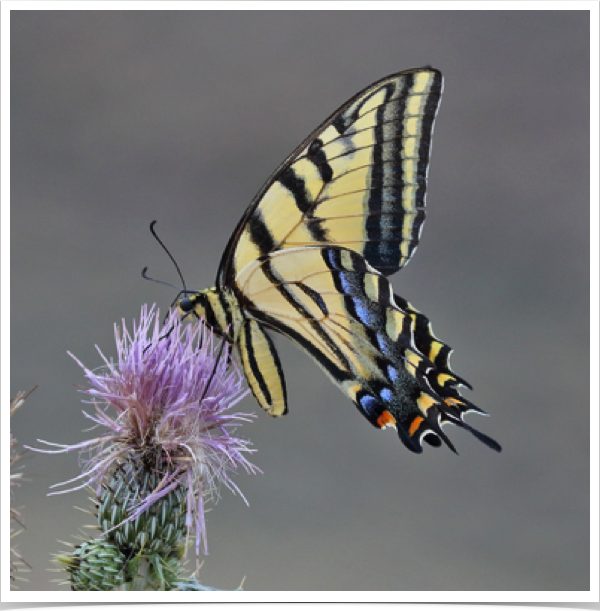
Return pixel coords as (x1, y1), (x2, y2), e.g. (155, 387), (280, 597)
(148, 220), (187, 291)
(141, 268), (186, 325)
(141, 267), (181, 292)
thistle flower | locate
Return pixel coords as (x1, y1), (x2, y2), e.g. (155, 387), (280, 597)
(36, 305), (257, 563)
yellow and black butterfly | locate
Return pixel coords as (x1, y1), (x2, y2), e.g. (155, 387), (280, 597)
(178, 66), (501, 454)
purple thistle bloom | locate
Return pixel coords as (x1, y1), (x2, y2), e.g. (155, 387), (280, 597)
(36, 304), (257, 558)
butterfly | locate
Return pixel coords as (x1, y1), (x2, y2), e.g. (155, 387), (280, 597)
(178, 66), (501, 454)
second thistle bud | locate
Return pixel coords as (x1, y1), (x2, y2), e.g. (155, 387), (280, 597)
(59, 539), (129, 591)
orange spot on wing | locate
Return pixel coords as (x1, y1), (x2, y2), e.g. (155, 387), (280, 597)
(377, 410), (396, 429)
(409, 416), (424, 436)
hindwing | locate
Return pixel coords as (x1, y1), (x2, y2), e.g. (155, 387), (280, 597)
(238, 318), (287, 417)
(219, 67), (443, 287)
(235, 246), (500, 453)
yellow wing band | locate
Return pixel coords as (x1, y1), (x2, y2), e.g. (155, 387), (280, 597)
(238, 318), (288, 417)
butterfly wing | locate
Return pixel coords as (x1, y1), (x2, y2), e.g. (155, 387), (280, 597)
(235, 245), (500, 453)
(238, 317), (288, 417)
(186, 66), (499, 452)
(218, 66), (443, 288)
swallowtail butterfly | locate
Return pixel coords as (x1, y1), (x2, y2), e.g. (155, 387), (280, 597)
(178, 67), (501, 454)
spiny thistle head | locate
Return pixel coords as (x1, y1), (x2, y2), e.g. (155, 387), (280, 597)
(97, 457), (189, 555)
(38, 305), (257, 559)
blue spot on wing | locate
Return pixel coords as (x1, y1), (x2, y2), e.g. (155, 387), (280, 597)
(376, 332), (390, 353)
(379, 387), (393, 403)
(352, 298), (372, 325)
(387, 365), (400, 383)
(338, 271), (356, 295)
(359, 394), (379, 417)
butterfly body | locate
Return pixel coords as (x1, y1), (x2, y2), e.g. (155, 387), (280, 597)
(181, 287), (241, 343)
(179, 67), (501, 454)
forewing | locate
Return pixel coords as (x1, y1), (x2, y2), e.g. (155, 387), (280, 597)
(219, 67), (443, 288)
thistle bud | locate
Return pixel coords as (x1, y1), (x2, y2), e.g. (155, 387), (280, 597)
(97, 457), (188, 555)
(59, 539), (129, 591)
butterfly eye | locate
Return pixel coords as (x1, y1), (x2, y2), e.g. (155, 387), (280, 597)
(179, 296), (194, 313)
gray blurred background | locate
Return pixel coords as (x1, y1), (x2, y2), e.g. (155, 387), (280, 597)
(10, 11), (590, 591)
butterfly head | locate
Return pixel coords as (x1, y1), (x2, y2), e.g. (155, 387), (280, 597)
(177, 294), (197, 316)
(177, 289), (210, 319)
(177, 287), (229, 337)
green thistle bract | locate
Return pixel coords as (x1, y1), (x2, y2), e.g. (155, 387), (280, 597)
(59, 539), (129, 591)
(98, 457), (188, 555)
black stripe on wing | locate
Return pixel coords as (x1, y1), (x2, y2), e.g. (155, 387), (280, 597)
(217, 67), (443, 289)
